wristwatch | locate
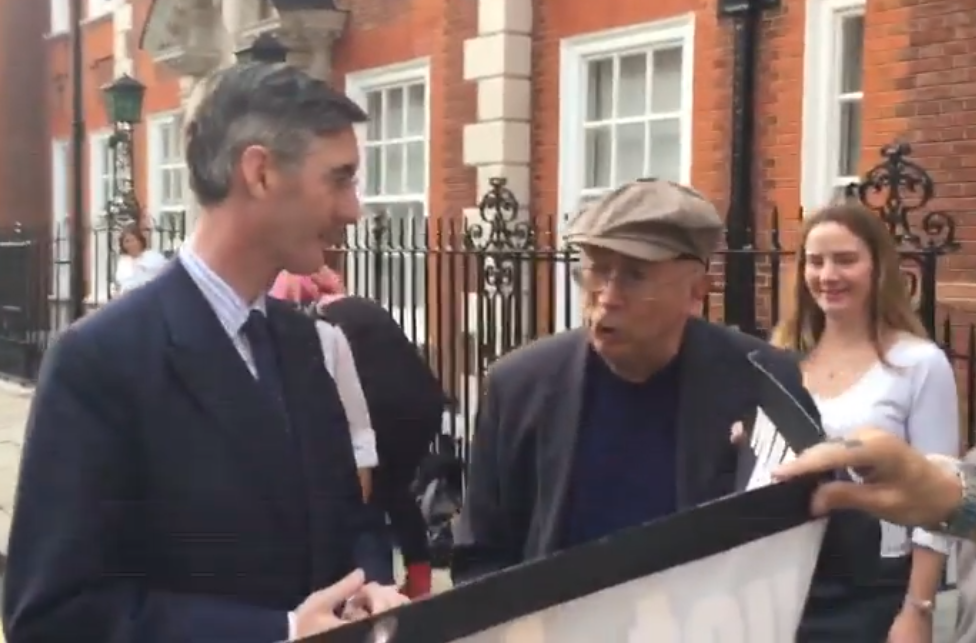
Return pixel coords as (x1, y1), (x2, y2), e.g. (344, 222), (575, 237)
(928, 455), (976, 539)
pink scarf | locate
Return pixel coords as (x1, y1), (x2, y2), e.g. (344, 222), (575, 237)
(270, 266), (345, 306)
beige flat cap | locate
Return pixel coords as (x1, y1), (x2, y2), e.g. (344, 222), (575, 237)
(565, 178), (723, 263)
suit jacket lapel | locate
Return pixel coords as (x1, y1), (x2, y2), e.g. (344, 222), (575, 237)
(160, 261), (302, 526)
(674, 319), (754, 506)
(534, 329), (589, 555)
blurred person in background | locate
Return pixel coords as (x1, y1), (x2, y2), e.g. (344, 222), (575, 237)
(769, 203), (958, 643)
(113, 222), (168, 296)
(272, 253), (444, 598)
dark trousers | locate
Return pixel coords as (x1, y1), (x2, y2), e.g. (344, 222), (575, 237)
(355, 465), (431, 585)
(373, 465), (430, 566)
(797, 557), (911, 643)
(355, 503), (395, 585)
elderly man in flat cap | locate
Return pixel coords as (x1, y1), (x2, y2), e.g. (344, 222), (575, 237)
(451, 178), (879, 638)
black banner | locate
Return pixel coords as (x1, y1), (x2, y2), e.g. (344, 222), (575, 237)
(304, 355), (829, 643)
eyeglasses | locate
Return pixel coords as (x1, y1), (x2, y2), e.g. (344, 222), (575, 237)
(572, 264), (698, 299)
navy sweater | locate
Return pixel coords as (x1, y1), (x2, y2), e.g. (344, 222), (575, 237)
(561, 351), (680, 549)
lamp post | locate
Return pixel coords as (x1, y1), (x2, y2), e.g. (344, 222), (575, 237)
(68, 0), (85, 320)
(718, 0), (779, 337)
(235, 32), (289, 64)
(99, 74), (146, 298)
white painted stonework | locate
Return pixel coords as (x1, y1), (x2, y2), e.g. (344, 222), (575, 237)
(461, 0), (533, 208)
(139, 0), (349, 113)
(112, 1), (134, 77)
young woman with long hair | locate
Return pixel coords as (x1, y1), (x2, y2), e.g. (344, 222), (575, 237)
(771, 203), (958, 642)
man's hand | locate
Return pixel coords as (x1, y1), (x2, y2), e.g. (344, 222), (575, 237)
(292, 570), (366, 639)
(730, 421), (745, 444)
(341, 583), (410, 621)
(772, 427), (961, 528)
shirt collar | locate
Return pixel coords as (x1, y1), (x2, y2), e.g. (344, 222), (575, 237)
(178, 238), (266, 337)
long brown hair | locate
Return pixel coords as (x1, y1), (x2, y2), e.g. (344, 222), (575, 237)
(770, 203), (927, 360)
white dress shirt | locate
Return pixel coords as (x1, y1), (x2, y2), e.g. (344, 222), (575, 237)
(178, 242), (265, 374)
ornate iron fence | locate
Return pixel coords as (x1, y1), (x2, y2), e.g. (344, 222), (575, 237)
(0, 143), (973, 453)
(0, 216), (184, 383)
(338, 143), (975, 457)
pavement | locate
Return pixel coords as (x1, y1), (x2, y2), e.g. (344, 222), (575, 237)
(0, 382), (962, 640)
(0, 381), (31, 558)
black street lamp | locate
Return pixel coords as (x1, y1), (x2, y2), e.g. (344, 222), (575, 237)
(101, 74), (146, 126)
(235, 32), (289, 64)
(100, 74), (146, 298)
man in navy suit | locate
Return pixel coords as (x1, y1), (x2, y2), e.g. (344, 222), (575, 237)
(3, 63), (406, 643)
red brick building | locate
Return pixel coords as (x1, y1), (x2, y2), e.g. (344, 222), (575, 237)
(0, 0), (48, 228)
(32, 0), (976, 293)
(24, 0), (976, 403)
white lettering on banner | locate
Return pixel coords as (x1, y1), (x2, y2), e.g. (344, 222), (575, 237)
(499, 615), (545, 643)
(682, 593), (746, 643)
(629, 591), (679, 641)
(746, 410), (796, 490)
(460, 521), (827, 643)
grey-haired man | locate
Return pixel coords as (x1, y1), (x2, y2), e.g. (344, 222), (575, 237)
(452, 179), (879, 640)
(3, 64), (405, 643)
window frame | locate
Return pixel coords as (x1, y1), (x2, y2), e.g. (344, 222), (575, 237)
(49, 0), (69, 34)
(344, 57), (432, 338)
(146, 110), (187, 254)
(558, 14), (696, 225)
(800, 0), (866, 210)
(86, 0), (114, 20)
(256, 0), (275, 21)
(88, 130), (114, 304)
(555, 16), (695, 332)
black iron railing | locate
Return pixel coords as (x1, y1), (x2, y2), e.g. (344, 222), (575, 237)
(0, 144), (972, 452)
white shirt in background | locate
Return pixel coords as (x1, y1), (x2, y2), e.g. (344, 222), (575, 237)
(114, 249), (168, 295)
(315, 320), (378, 469)
(815, 336), (958, 557)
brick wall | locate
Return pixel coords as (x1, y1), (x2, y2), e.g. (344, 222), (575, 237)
(332, 0), (477, 395)
(333, 0), (476, 223)
(900, 1), (976, 302)
(0, 0), (50, 227)
(31, 0), (976, 316)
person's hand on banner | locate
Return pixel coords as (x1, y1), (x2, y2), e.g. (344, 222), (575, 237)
(292, 570), (368, 638)
(340, 581), (410, 621)
(730, 422), (745, 444)
(771, 427), (961, 528)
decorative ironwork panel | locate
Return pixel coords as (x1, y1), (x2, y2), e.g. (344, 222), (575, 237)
(847, 142), (959, 253)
